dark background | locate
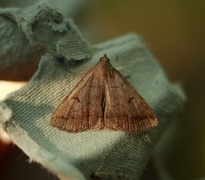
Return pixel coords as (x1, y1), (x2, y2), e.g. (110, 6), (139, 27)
(0, 1), (205, 179)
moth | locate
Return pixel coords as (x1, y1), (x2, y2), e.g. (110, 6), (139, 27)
(50, 55), (158, 133)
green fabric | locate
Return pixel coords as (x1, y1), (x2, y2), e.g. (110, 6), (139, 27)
(0, 32), (185, 180)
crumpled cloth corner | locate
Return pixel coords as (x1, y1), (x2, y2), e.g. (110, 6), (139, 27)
(0, 33), (186, 180)
(0, 2), (91, 80)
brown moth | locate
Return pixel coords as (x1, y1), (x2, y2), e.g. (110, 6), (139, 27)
(50, 55), (158, 133)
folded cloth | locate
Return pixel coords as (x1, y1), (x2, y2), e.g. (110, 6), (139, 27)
(0, 31), (185, 179)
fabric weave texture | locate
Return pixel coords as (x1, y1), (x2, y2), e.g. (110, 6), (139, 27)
(0, 34), (185, 180)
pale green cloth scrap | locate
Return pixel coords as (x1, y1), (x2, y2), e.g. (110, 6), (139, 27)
(0, 33), (185, 180)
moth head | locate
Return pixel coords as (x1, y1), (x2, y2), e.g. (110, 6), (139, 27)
(100, 54), (110, 63)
